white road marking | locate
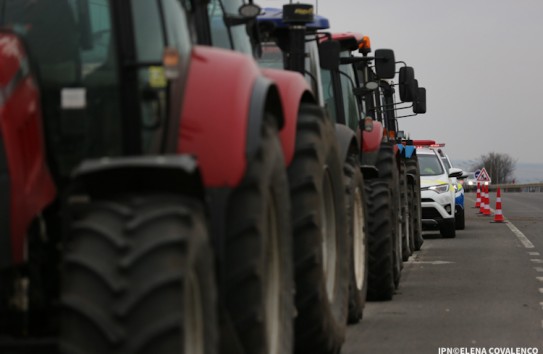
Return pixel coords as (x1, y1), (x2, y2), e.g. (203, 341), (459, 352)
(531, 259), (543, 263)
(407, 260), (454, 265)
(503, 216), (535, 248)
(483, 203), (535, 248)
(540, 302), (543, 310)
(538, 288), (543, 294)
(535, 267), (543, 272)
(530, 252), (541, 256)
(537, 277), (543, 282)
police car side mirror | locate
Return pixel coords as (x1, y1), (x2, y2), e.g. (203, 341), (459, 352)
(449, 168), (463, 178)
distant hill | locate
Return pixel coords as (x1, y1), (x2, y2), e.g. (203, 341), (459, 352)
(451, 160), (543, 184)
(513, 163), (543, 183)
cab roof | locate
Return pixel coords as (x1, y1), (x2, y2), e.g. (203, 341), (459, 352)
(258, 7), (330, 30)
(332, 32), (365, 51)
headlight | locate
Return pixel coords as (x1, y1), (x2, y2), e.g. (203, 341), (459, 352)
(428, 184), (450, 194)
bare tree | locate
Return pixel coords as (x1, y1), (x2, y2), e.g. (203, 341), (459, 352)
(470, 152), (517, 184)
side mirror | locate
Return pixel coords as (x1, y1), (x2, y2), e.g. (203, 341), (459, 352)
(449, 168), (463, 178)
(374, 49), (395, 79)
(319, 40), (340, 70)
(226, 3), (262, 26)
(239, 3), (261, 18)
(399, 66), (417, 102)
(413, 87), (426, 114)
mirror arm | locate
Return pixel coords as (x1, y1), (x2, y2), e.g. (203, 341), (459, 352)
(396, 113), (418, 119)
(224, 14), (254, 26)
(340, 56), (373, 65)
(372, 102), (413, 117)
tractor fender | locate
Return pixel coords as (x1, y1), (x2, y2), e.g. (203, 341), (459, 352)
(362, 120), (384, 154)
(0, 31), (56, 268)
(179, 46), (282, 188)
(68, 155), (205, 202)
(334, 123), (359, 164)
(260, 68), (315, 166)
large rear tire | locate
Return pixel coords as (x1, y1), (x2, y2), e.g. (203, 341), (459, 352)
(405, 156), (423, 251)
(407, 184), (416, 253)
(375, 143), (401, 289)
(60, 196), (218, 354)
(289, 104), (348, 354)
(344, 155), (369, 324)
(366, 180), (395, 301)
(399, 159), (411, 261)
(223, 121), (294, 354)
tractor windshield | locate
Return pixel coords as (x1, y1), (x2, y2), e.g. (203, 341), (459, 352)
(258, 42), (284, 69)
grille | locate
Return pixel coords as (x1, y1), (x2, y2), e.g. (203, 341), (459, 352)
(422, 207), (442, 220)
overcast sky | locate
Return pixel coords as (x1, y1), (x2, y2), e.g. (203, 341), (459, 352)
(258, 0), (543, 165)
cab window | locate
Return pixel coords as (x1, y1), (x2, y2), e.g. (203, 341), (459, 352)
(321, 69), (337, 123)
(208, 0), (252, 55)
(0, 0), (123, 177)
(339, 55), (361, 131)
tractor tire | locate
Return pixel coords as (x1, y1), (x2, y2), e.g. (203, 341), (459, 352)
(344, 155), (369, 324)
(455, 207), (465, 230)
(375, 142), (401, 289)
(399, 159), (411, 261)
(366, 180), (395, 301)
(223, 121), (294, 354)
(289, 104), (348, 354)
(407, 184), (416, 253)
(406, 156), (423, 251)
(60, 196), (218, 354)
(441, 218), (456, 238)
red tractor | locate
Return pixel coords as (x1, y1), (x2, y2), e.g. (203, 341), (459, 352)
(0, 0), (306, 353)
(189, 1), (351, 353)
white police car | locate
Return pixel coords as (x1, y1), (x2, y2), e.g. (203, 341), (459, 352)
(433, 147), (465, 230)
(417, 147), (463, 238)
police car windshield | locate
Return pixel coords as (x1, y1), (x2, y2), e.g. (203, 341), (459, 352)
(419, 154), (445, 176)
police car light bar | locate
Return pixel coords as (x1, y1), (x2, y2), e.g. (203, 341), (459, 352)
(412, 140), (446, 148)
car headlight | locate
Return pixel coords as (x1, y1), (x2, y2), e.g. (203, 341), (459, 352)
(425, 184), (450, 194)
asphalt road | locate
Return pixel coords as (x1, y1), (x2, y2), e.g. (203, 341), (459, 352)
(342, 192), (543, 354)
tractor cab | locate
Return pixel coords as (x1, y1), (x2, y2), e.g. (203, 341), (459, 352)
(0, 0), (191, 182)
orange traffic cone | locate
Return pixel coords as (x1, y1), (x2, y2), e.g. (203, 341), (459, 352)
(478, 184), (486, 214)
(475, 182), (481, 208)
(491, 187), (506, 223)
(483, 184), (491, 216)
